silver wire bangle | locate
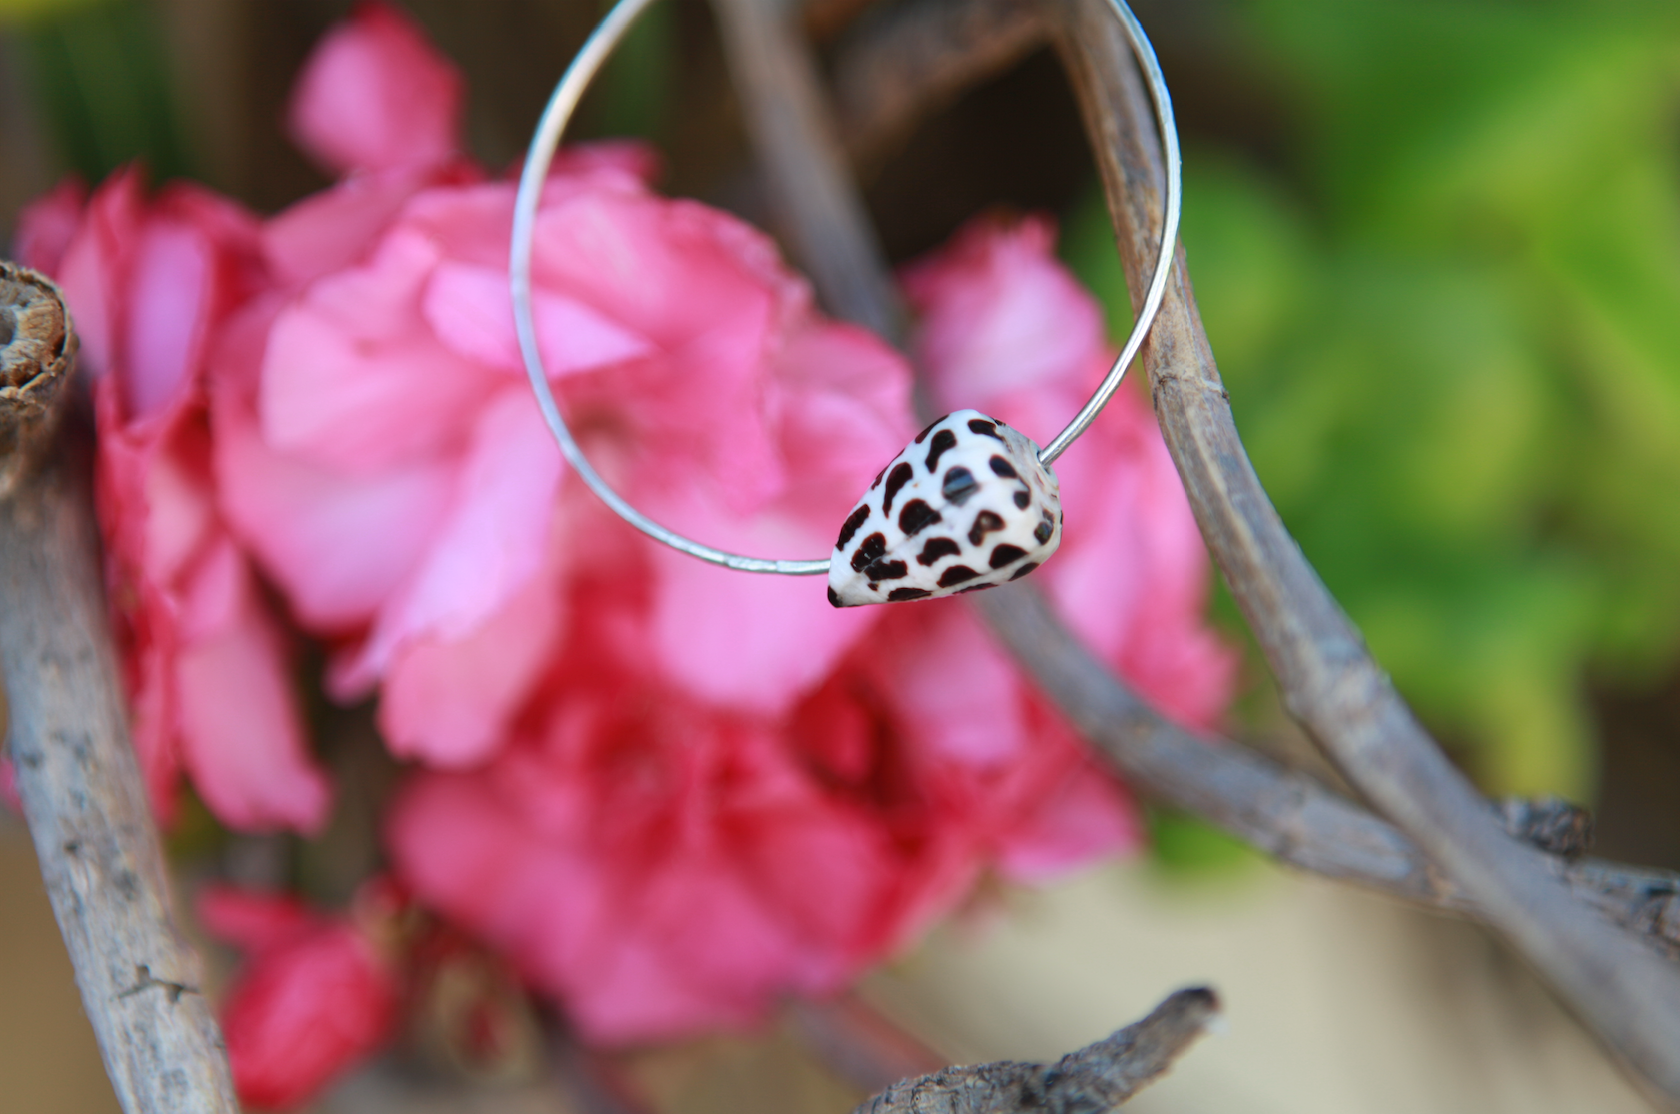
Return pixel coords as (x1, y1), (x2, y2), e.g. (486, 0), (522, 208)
(510, 0), (1182, 577)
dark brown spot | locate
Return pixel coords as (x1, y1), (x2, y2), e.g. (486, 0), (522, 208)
(989, 455), (1018, 478)
(836, 505), (871, 550)
(889, 587), (933, 602)
(1034, 520), (1053, 545)
(870, 466), (886, 490)
(968, 418), (1004, 441)
(1009, 561), (1040, 581)
(864, 559), (908, 581)
(989, 543), (1028, 569)
(882, 462), (915, 514)
(937, 565), (980, 587)
(917, 537), (962, 566)
(1013, 490), (1031, 509)
(851, 532), (886, 572)
(957, 582), (999, 594)
(827, 585), (842, 608)
(942, 466), (978, 505)
(925, 428), (958, 472)
(914, 417), (945, 444)
(899, 499), (942, 536)
(968, 510), (1005, 546)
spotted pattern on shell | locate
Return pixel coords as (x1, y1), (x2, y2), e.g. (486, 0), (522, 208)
(828, 410), (1063, 607)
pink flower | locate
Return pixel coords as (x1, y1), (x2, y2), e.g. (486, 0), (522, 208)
(385, 597), (970, 1044)
(12, 178), (85, 276)
(18, 2), (1235, 1054)
(215, 2), (913, 767)
(18, 171), (330, 832)
(287, 0), (462, 177)
(200, 882), (404, 1110)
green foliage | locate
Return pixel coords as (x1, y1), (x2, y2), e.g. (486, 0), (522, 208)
(1066, 0), (1680, 799)
(16, 0), (194, 185)
(0, 0), (100, 22)
(589, 0), (676, 142)
(1144, 807), (1259, 880)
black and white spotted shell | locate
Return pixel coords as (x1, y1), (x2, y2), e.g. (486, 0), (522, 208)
(828, 410), (1063, 607)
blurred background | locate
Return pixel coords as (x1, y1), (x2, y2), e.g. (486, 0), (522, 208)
(2, 0), (1679, 1110)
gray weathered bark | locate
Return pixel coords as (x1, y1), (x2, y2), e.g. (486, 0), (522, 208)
(1049, 0), (1680, 1101)
(0, 262), (239, 1114)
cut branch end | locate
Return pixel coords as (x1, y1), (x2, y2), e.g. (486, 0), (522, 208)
(0, 261), (77, 500)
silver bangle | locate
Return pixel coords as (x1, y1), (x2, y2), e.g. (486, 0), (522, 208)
(510, 0), (1181, 600)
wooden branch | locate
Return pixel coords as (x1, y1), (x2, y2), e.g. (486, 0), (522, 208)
(0, 264), (240, 1114)
(1046, 0), (1680, 1101)
(0, 262), (73, 500)
(832, 0), (1049, 169)
(853, 987), (1218, 1114)
(711, 0), (906, 345)
(974, 584), (1680, 958)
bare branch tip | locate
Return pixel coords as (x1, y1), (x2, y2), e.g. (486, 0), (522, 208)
(0, 261), (75, 403)
(1, 260), (78, 498)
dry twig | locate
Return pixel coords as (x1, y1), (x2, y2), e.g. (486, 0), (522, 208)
(832, 0), (1049, 168)
(974, 584), (1680, 955)
(1047, 0), (1680, 1099)
(712, 0), (905, 345)
(0, 263), (239, 1114)
(0, 262), (72, 499)
(853, 987), (1219, 1114)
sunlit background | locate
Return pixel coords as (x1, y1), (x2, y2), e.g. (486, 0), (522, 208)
(3, 0), (1679, 1110)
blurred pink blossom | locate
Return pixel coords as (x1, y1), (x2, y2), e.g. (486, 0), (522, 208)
(14, 0), (1236, 1054)
(287, 0), (462, 177)
(383, 213), (1235, 1041)
(201, 881), (404, 1110)
(17, 172), (330, 832)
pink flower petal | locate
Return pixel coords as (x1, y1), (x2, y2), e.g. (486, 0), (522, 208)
(994, 762), (1140, 883)
(646, 534), (878, 714)
(264, 161), (478, 288)
(214, 359), (451, 632)
(531, 189), (795, 352)
(0, 759), (20, 814)
(222, 920), (399, 1110)
(13, 177), (86, 275)
(769, 318), (915, 485)
(901, 213), (1100, 429)
(286, 0), (462, 176)
(541, 140), (663, 189)
(260, 226), (495, 473)
(422, 259), (654, 376)
(197, 885), (319, 953)
(53, 168), (144, 382)
(333, 387), (564, 692)
(868, 604), (1029, 766)
(123, 216), (213, 420)
(174, 539), (331, 833)
(378, 558), (565, 768)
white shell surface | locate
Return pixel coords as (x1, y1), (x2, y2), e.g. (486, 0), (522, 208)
(828, 410), (1063, 607)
